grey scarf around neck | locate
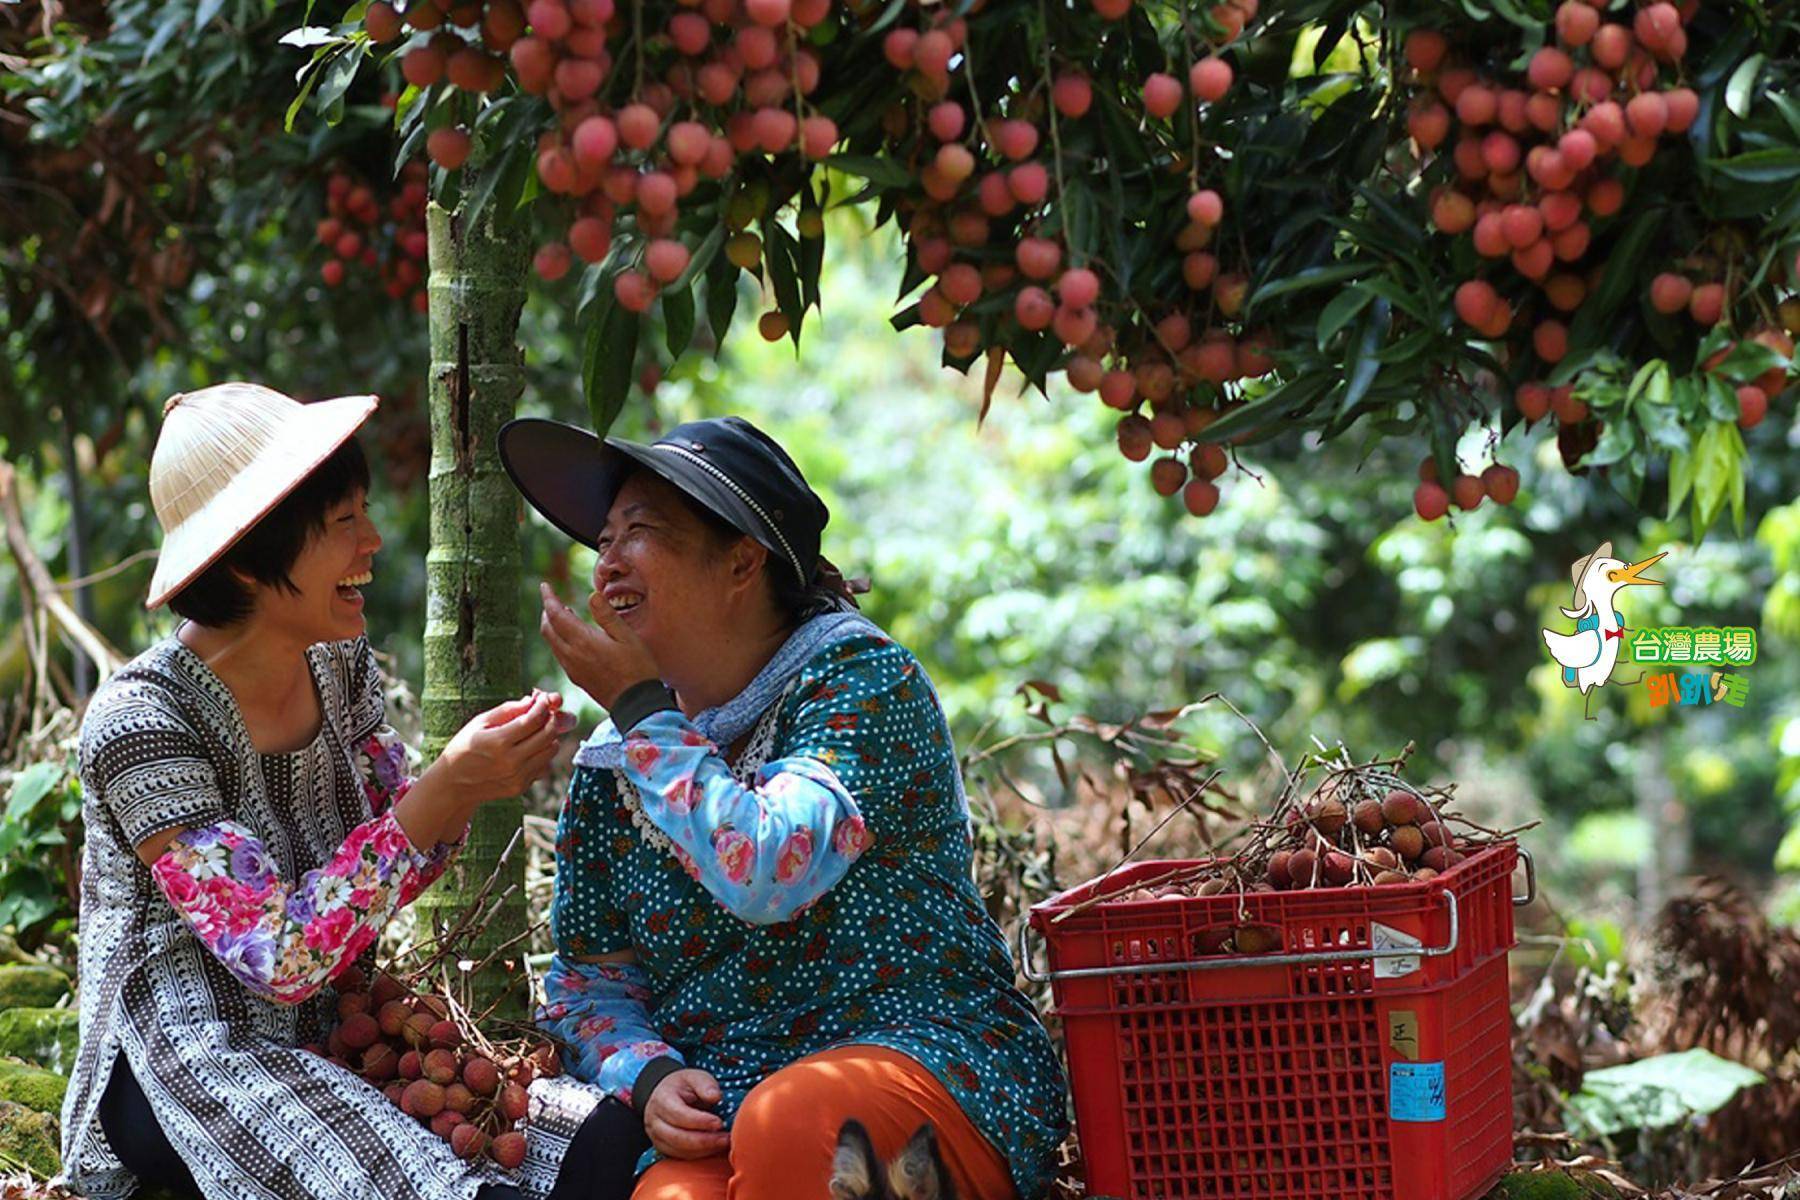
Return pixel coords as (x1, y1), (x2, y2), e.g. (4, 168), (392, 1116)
(572, 610), (882, 770)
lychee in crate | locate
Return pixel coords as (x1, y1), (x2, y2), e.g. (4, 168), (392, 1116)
(1022, 768), (1534, 1200)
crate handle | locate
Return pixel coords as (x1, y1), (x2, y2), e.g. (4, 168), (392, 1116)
(1513, 847), (1536, 907)
(1018, 888), (1461, 984)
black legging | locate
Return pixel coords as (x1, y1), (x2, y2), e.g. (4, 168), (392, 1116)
(98, 1054), (649, 1200)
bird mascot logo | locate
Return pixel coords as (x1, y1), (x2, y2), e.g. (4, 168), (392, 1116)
(1542, 541), (1667, 719)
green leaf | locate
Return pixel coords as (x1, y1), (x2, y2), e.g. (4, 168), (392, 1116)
(1768, 92), (1800, 142)
(1340, 298), (1392, 412)
(673, 223), (725, 294)
(1565, 1050), (1763, 1137)
(705, 250), (741, 358)
(193, 0), (229, 34)
(1625, 359), (1664, 406)
(582, 300), (639, 437)
(1568, 207), (1662, 347)
(1586, 415), (1636, 467)
(285, 48), (332, 133)
(1247, 261), (1374, 315)
(1316, 286), (1375, 349)
(1707, 148), (1800, 184)
(764, 222), (804, 344)
(1197, 374), (1330, 442)
(5, 763), (61, 823)
(1725, 54), (1763, 120)
(663, 284), (696, 360)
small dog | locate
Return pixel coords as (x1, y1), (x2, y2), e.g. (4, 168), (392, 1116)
(829, 1119), (956, 1200)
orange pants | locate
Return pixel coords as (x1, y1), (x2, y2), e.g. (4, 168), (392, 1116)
(630, 1045), (1018, 1200)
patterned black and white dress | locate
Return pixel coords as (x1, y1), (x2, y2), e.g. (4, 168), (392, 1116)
(61, 635), (515, 1200)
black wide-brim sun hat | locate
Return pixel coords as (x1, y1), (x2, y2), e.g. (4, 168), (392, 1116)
(497, 415), (829, 586)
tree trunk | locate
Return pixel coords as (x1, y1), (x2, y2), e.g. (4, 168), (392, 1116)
(59, 394), (94, 698)
(413, 199), (531, 1019)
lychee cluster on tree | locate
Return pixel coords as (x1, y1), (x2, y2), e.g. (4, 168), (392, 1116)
(316, 161), (433, 313)
(292, 0), (1798, 533)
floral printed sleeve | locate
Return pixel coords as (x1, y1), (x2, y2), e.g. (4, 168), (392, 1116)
(616, 638), (919, 926)
(149, 807), (452, 1005)
(536, 955), (682, 1108)
(353, 725), (461, 884)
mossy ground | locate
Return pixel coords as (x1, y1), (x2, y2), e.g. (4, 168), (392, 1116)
(0, 1009), (79, 1075)
(0, 1061), (67, 1115)
(1494, 1170), (1624, 1200)
(0, 967), (70, 1013)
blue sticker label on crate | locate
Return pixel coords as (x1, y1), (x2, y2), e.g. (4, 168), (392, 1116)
(1389, 1061), (1446, 1122)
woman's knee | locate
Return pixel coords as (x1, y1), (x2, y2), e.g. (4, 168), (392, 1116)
(728, 1071), (837, 1184)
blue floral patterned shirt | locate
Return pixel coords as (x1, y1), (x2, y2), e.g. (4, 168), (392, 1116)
(540, 631), (1067, 1197)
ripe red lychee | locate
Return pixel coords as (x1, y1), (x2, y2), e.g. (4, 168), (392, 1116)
(1308, 797), (1348, 837)
(376, 1000), (412, 1038)
(1515, 383), (1550, 422)
(1286, 848), (1318, 887)
(1353, 798), (1386, 833)
(1482, 464), (1520, 504)
(1189, 441), (1227, 479)
(1190, 56), (1233, 102)
(1737, 385), (1768, 429)
(451, 1123), (488, 1160)
(1453, 280), (1500, 330)
(1187, 190), (1224, 227)
(1150, 457), (1188, 496)
(1381, 790), (1421, 825)
(1005, 283), (1052, 330)
(491, 1131), (528, 1169)
(1420, 846), (1462, 872)
(1116, 415), (1153, 461)
(1027, 74), (1082, 131)
(423, 1048), (460, 1085)
(1404, 29), (1446, 74)
(1390, 825), (1425, 861)
(366, 2), (404, 41)
(1182, 478), (1221, 516)
(1015, 237), (1062, 281)
(1689, 282), (1725, 325)
(1555, 0), (1598, 45)
(1550, 385), (1587, 424)
(339, 1012), (380, 1050)
(1414, 481), (1449, 521)
(1527, 47), (1573, 91)
(1143, 73), (1183, 119)
(1266, 850), (1293, 888)
(402, 1080), (446, 1119)
(1649, 273), (1692, 315)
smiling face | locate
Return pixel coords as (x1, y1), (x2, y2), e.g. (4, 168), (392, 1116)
(591, 471), (767, 665)
(243, 490), (383, 644)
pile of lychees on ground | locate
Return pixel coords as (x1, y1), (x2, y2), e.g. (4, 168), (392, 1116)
(312, 966), (561, 1168)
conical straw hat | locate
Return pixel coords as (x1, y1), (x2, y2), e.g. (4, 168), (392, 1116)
(145, 382), (377, 609)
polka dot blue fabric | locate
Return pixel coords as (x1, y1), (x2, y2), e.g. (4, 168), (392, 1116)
(551, 633), (1068, 1197)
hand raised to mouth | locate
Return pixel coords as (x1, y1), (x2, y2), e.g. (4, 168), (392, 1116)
(537, 581), (663, 711)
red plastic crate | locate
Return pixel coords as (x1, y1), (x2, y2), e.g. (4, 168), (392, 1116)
(1024, 842), (1529, 1200)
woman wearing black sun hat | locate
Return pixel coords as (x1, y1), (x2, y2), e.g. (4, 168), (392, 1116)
(499, 414), (1067, 1200)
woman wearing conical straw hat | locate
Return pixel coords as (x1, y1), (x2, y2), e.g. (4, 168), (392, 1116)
(61, 384), (640, 1200)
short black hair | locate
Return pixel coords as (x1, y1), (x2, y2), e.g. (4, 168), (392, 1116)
(168, 437), (372, 628)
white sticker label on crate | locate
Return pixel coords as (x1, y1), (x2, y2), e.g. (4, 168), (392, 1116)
(1371, 922), (1422, 978)
(1390, 1061), (1447, 1122)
